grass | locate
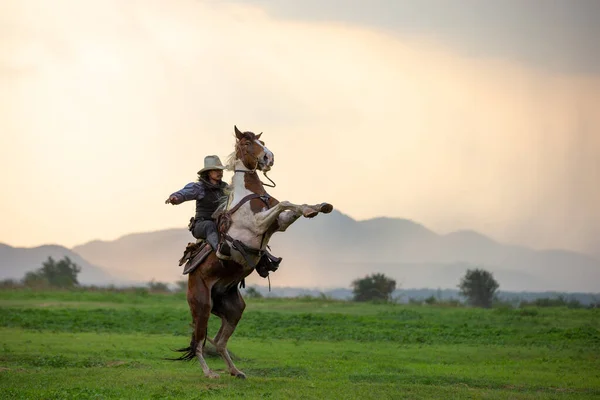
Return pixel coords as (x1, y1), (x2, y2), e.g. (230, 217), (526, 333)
(0, 288), (599, 399)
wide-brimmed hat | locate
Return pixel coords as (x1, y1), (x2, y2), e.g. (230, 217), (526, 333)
(197, 155), (225, 174)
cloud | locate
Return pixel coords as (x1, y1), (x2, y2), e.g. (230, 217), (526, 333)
(227, 0), (600, 74)
(0, 0), (598, 258)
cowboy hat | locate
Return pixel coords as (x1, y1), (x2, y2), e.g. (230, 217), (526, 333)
(197, 155), (225, 174)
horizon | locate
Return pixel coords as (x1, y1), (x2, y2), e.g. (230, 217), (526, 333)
(1, 207), (597, 262)
(2, 204), (599, 293)
(1, 0), (599, 256)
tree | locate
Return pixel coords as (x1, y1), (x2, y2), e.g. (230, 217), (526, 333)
(148, 280), (170, 292)
(458, 268), (499, 308)
(351, 273), (396, 302)
(23, 256), (81, 288)
(244, 287), (263, 299)
(175, 280), (187, 292)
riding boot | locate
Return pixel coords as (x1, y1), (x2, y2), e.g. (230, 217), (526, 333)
(216, 241), (232, 260)
(255, 251), (282, 278)
(206, 232), (219, 251)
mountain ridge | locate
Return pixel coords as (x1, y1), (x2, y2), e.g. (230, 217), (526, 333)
(72, 210), (599, 292)
(0, 243), (118, 285)
(2, 210), (598, 292)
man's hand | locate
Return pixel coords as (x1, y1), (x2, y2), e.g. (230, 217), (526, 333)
(165, 195), (178, 205)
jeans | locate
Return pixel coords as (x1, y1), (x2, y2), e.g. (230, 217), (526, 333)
(192, 219), (219, 251)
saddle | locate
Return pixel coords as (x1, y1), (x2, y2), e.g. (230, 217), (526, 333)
(178, 237), (282, 280)
(178, 193), (282, 278)
(178, 240), (212, 275)
(177, 238), (281, 278)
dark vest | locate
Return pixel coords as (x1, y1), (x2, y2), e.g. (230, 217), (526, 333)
(195, 181), (226, 219)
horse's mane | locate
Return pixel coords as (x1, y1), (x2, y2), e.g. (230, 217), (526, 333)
(214, 193), (230, 215)
(214, 150), (237, 214)
(216, 132), (257, 213)
(224, 130), (259, 171)
(225, 151), (237, 171)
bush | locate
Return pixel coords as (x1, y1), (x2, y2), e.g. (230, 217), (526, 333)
(147, 280), (170, 293)
(0, 279), (22, 289)
(520, 296), (583, 309)
(175, 280), (187, 292)
(245, 287), (263, 299)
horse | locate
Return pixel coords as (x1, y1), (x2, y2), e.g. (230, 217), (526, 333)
(173, 126), (333, 379)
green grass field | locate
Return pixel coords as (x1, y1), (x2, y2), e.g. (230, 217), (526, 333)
(0, 288), (599, 399)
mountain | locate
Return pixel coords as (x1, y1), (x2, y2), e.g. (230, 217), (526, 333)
(0, 243), (117, 285)
(71, 210), (600, 293)
(72, 229), (191, 283)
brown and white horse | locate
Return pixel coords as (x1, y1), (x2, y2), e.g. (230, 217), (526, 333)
(174, 126), (332, 379)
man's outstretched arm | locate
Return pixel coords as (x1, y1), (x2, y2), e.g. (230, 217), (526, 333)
(165, 182), (204, 205)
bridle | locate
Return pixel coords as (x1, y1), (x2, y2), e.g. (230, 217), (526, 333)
(220, 136), (277, 288)
(234, 169), (276, 188)
(235, 140), (276, 187)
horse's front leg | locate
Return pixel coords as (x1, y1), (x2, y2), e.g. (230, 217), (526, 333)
(303, 202), (334, 217)
(251, 201), (333, 233)
(251, 201), (304, 233)
(275, 201), (333, 223)
(277, 210), (301, 232)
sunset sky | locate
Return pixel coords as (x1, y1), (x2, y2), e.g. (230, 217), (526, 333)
(1, 0), (599, 256)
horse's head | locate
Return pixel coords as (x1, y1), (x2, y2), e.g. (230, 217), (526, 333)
(234, 125), (274, 172)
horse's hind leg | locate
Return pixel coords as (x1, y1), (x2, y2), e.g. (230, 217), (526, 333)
(212, 289), (247, 378)
(187, 276), (219, 379)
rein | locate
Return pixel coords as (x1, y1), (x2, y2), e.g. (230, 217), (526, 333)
(262, 172), (276, 188)
(234, 169), (276, 188)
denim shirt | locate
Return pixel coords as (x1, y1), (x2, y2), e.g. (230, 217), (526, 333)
(170, 180), (228, 219)
(169, 182), (207, 204)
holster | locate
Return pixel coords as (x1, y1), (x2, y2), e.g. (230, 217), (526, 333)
(187, 217), (196, 232)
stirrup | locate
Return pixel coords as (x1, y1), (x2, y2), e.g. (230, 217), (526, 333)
(216, 242), (232, 260)
(255, 252), (282, 278)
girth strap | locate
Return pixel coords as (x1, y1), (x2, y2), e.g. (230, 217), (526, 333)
(225, 233), (263, 269)
(217, 192), (271, 248)
(227, 193), (271, 216)
(219, 192), (273, 273)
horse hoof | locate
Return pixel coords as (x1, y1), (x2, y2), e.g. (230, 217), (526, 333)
(207, 372), (220, 379)
(303, 209), (318, 218)
(234, 372), (246, 379)
(318, 203), (333, 214)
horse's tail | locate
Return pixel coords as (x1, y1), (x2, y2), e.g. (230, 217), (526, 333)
(166, 332), (239, 361)
(170, 344), (197, 361)
(166, 326), (215, 361)
(165, 336), (197, 362)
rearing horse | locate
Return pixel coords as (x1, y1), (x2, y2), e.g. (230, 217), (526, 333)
(174, 126), (333, 379)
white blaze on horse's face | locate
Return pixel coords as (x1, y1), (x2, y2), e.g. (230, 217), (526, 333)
(256, 140), (274, 172)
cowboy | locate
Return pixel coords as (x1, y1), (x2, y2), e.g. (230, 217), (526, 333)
(165, 155), (229, 255)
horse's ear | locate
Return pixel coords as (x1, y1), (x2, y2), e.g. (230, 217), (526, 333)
(234, 125), (243, 140)
(256, 132), (263, 140)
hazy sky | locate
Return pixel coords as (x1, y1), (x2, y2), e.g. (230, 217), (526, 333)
(1, 0), (598, 256)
